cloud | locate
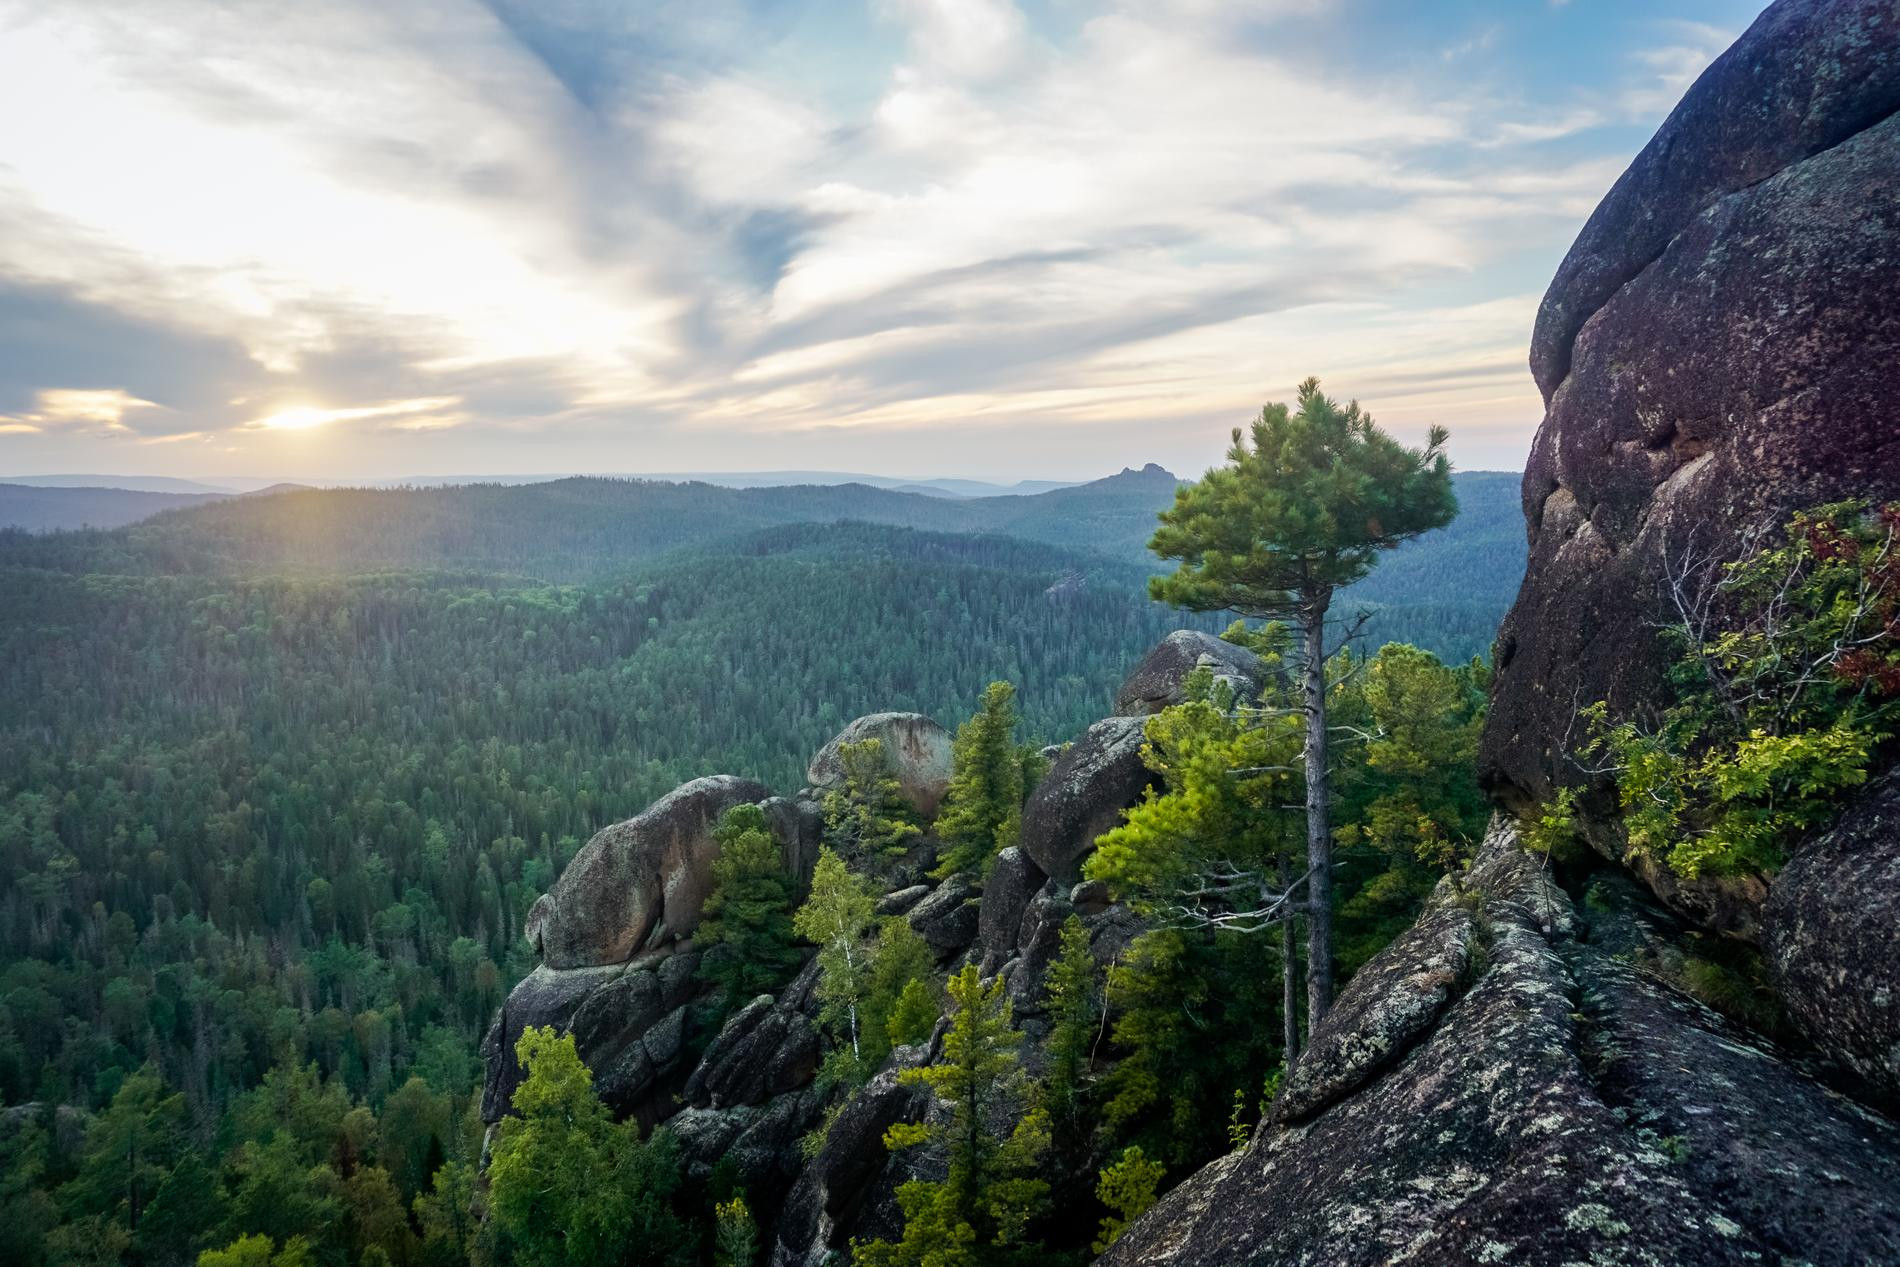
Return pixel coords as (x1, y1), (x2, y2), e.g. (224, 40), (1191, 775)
(0, 0), (1744, 478)
(875, 0), (1028, 79)
(1618, 20), (1738, 119)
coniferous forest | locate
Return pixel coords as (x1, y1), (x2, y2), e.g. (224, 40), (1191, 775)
(0, 471), (1519, 1265)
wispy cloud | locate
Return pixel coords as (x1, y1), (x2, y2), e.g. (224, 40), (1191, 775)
(0, 0), (1770, 478)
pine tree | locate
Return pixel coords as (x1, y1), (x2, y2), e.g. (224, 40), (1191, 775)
(1149, 377), (1454, 1026)
(1092, 1146), (1165, 1252)
(486, 1027), (690, 1267)
(1042, 915), (1099, 1130)
(933, 682), (1026, 878)
(823, 740), (923, 862)
(860, 918), (936, 1069)
(885, 978), (939, 1049)
(697, 805), (802, 1002)
(855, 965), (1051, 1267)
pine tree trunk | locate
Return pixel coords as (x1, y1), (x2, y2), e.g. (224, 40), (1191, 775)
(1301, 594), (1334, 1031)
(1280, 852), (1300, 1062)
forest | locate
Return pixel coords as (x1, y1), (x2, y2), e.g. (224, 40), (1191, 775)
(0, 462), (1513, 1265)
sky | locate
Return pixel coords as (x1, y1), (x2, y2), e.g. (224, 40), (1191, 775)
(0, 0), (1770, 484)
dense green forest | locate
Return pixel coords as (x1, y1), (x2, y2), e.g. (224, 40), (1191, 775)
(0, 468), (1518, 1265)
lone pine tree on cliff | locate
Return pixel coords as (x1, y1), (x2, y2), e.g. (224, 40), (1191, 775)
(1148, 377), (1454, 1025)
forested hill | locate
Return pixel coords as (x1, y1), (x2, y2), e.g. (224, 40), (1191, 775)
(0, 464), (1185, 579)
(0, 465), (1518, 587)
(0, 483), (227, 532)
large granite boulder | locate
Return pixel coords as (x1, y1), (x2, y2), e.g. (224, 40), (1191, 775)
(1114, 629), (1264, 716)
(533, 775), (770, 969)
(1478, 0), (1900, 931)
(1021, 716), (1156, 879)
(1763, 769), (1900, 1104)
(974, 846), (1045, 974)
(1096, 818), (1900, 1266)
(807, 713), (954, 817)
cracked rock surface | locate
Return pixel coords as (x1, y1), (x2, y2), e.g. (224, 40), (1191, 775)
(1095, 818), (1900, 1267)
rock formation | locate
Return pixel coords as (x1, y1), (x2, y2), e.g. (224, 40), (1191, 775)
(807, 712), (955, 816)
(531, 774), (772, 969)
(1101, 4), (1900, 1261)
(1113, 628), (1264, 716)
(486, 773), (818, 1123)
(1480, 0), (1900, 929)
(1021, 715), (1156, 880)
(1762, 769), (1900, 1104)
(1098, 819), (1900, 1266)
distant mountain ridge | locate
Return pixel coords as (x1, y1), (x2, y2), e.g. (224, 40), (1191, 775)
(0, 465), (1188, 574)
(1, 465), (1526, 661)
(0, 483), (229, 532)
(0, 469), (1088, 532)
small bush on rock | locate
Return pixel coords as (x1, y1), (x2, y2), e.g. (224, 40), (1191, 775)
(1588, 501), (1900, 877)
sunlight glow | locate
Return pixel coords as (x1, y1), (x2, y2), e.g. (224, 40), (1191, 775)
(247, 397), (463, 432)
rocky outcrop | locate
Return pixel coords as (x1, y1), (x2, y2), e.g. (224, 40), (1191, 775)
(481, 948), (702, 1124)
(533, 775), (772, 969)
(1479, 0), (1900, 927)
(684, 994), (821, 1110)
(906, 872), (980, 961)
(759, 795), (825, 897)
(808, 713), (954, 817)
(974, 846), (1045, 973)
(771, 1049), (940, 1267)
(1114, 629), (1264, 716)
(1763, 769), (1900, 1104)
(671, 1087), (825, 1201)
(1021, 715), (1156, 879)
(1098, 819), (1900, 1266)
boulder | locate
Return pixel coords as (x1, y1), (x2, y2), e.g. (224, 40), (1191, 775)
(1763, 769), (1900, 1103)
(684, 995), (821, 1109)
(481, 949), (702, 1124)
(974, 847), (1045, 974)
(906, 873), (981, 961)
(1021, 716), (1156, 879)
(807, 713), (954, 817)
(759, 795), (824, 897)
(1069, 878), (1111, 916)
(1114, 629), (1264, 716)
(1006, 884), (1072, 1017)
(1478, 0), (1900, 934)
(771, 1051), (939, 1266)
(876, 884), (931, 917)
(535, 775), (771, 969)
(1097, 817), (1900, 1266)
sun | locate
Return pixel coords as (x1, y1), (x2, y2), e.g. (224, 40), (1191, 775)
(253, 405), (334, 431)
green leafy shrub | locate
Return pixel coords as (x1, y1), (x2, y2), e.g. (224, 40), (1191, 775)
(1588, 501), (1900, 877)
